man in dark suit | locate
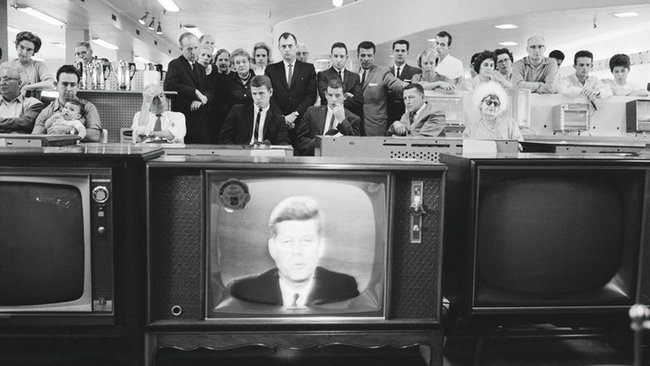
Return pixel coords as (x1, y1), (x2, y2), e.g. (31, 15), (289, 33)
(217, 75), (290, 145)
(163, 32), (214, 144)
(297, 79), (361, 156)
(317, 42), (363, 121)
(387, 39), (421, 124)
(228, 196), (360, 307)
(265, 32), (317, 149)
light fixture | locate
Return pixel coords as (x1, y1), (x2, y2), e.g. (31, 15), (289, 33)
(613, 12), (639, 18)
(156, 22), (163, 35)
(15, 5), (65, 27)
(135, 56), (151, 64)
(427, 38), (435, 42)
(499, 41), (518, 46)
(31, 56), (46, 62)
(182, 24), (203, 38)
(51, 42), (66, 49)
(332, 0), (343, 7)
(7, 26), (21, 33)
(139, 12), (149, 25)
(495, 24), (518, 29)
(91, 38), (119, 51)
(156, 0), (181, 12)
(148, 17), (156, 30)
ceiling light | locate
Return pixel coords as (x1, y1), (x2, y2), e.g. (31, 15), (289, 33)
(332, 0), (343, 7)
(7, 26), (21, 33)
(495, 24), (518, 29)
(499, 41), (518, 46)
(613, 12), (639, 18)
(156, 0), (181, 12)
(139, 12), (149, 25)
(135, 56), (151, 64)
(15, 5), (65, 27)
(52, 42), (66, 49)
(91, 38), (119, 51)
(156, 22), (163, 35)
(31, 56), (46, 62)
(183, 24), (203, 38)
(148, 17), (156, 30)
(427, 38), (435, 42)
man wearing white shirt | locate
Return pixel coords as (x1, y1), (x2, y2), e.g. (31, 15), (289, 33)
(433, 31), (464, 85)
(218, 75), (290, 145)
(296, 79), (361, 156)
(557, 50), (612, 101)
(132, 84), (186, 143)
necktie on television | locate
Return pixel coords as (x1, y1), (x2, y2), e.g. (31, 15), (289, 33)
(287, 64), (293, 85)
(254, 108), (262, 141)
(153, 114), (162, 131)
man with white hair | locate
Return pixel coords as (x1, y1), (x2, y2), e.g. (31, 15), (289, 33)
(0, 65), (43, 133)
(512, 36), (558, 94)
(131, 83), (186, 143)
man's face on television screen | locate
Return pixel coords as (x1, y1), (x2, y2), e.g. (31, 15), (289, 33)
(268, 219), (323, 285)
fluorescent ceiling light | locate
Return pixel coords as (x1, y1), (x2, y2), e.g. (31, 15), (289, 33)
(495, 24), (518, 29)
(31, 56), (46, 62)
(7, 26), (21, 33)
(183, 25), (203, 38)
(52, 42), (66, 49)
(92, 39), (120, 51)
(156, 0), (181, 12)
(135, 56), (151, 64)
(613, 12), (639, 18)
(15, 5), (65, 27)
(427, 38), (435, 42)
(499, 41), (518, 46)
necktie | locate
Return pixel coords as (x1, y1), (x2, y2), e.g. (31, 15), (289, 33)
(254, 108), (262, 141)
(361, 70), (366, 85)
(287, 64), (293, 85)
(291, 293), (299, 307)
(153, 114), (162, 131)
(338, 70), (343, 82)
(326, 113), (336, 133)
(396, 66), (401, 79)
(409, 112), (416, 125)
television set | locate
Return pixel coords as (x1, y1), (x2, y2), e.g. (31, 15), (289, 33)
(146, 156), (446, 365)
(440, 153), (650, 321)
(0, 167), (114, 324)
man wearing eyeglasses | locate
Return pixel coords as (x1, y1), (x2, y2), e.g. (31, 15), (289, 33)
(0, 65), (43, 134)
(31, 65), (101, 141)
(512, 36), (559, 94)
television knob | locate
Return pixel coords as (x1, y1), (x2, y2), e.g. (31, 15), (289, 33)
(92, 186), (110, 203)
(98, 226), (106, 234)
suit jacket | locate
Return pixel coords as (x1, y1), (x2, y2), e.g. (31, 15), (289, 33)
(317, 67), (364, 118)
(217, 103), (290, 145)
(388, 63), (422, 123)
(228, 266), (360, 306)
(387, 102), (446, 137)
(296, 105), (361, 156)
(359, 65), (404, 136)
(265, 60), (317, 146)
(164, 55), (214, 144)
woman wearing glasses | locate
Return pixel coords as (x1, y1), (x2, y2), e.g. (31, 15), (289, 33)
(0, 31), (54, 99)
(463, 81), (522, 141)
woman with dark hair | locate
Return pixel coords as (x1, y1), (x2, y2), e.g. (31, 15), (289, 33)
(459, 50), (512, 91)
(463, 81), (522, 140)
(411, 48), (455, 94)
(252, 42), (272, 76)
(0, 31), (54, 98)
(221, 48), (256, 115)
(602, 54), (649, 97)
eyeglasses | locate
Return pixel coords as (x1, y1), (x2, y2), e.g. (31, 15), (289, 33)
(0, 77), (20, 84)
(59, 82), (78, 88)
(483, 99), (500, 107)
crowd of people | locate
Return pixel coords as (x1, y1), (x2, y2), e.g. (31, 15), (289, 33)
(0, 29), (647, 153)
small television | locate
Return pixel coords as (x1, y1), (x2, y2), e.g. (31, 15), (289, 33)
(0, 167), (114, 324)
(441, 153), (650, 320)
(146, 156), (446, 363)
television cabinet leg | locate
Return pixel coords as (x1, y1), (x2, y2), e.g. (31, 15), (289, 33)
(472, 333), (486, 366)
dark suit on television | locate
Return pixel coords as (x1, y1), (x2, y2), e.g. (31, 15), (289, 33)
(228, 266), (360, 306)
(217, 103), (290, 145)
(317, 67), (364, 120)
(164, 55), (214, 144)
(388, 63), (422, 124)
(296, 105), (361, 156)
(265, 60), (317, 148)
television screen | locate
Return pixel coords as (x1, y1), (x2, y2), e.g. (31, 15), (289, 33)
(472, 168), (642, 309)
(0, 178), (91, 310)
(205, 171), (389, 319)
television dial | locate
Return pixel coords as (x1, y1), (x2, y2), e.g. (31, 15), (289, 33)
(92, 186), (110, 203)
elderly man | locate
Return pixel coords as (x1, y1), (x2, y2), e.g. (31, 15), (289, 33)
(74, 41), (94, 66)
(512, 36), (559, 94)
(387, 83), (445, 137)
(0, 65), (43, 133)
(164, 32), (214, 144)
(32, 65), (101, 141)
(132, 83), (186, 143)
(357, 40), (406, 136)
(296, 43), (310, 63)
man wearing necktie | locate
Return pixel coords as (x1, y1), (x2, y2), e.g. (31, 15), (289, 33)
(265, 32), (317, 149)
(317, 42), (363, 122)
(296, 79), (361, 156)
(386, 83), (446, 137)
(217, 75), (290, 146)
(388, 40), (422, 126)
(131, 83), (186, 143)
(164, 32), (214, 144)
